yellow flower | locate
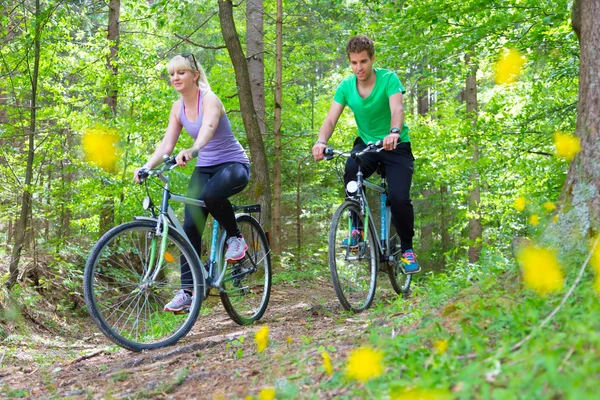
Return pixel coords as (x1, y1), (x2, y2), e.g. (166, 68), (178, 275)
(255, 326), (269, 353)
(514, 197), (527, 211)
(543, 202), (556, 212)
(433, 339), (449, 354)
(259, 388), (275, 400)
(495, 48), (526, 84)
(554, 132), (581, 160)
(286, 336), (293, 345)
(322, 351), (333, 376)
(517, 245), (564, 295)
(345, 346), (384, 383)
(590, 237), (600, 275)
(553, 215), (559, 223)
(529, 214), (540, 227)
(82, 127), (120, 172)
(594, 277), (600, 296)
(390, 387), (451, 400)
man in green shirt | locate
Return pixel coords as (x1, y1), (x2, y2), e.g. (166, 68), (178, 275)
(312, 35), (419, 273)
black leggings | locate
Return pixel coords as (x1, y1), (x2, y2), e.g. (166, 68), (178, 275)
(343, 137), (415, 252)
(181, 162), (250, 289)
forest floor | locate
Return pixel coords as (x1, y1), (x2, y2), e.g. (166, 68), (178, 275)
(0, 275), (407, 399)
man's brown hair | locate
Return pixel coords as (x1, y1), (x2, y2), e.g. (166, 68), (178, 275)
(346, 35), (375, 59)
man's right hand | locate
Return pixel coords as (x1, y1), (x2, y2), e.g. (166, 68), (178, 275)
(312, 141), (327, 161)
(133, 167), (149, 184)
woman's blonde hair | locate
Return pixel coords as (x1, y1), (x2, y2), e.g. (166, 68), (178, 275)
(167, 54), (210, 90)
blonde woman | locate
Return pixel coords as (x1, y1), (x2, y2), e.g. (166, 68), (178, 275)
(134, 54), (250, 312)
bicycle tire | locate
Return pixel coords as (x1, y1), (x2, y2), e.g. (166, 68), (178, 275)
(220, 214), (272, 325)
(84, 220), (204, 351)
(387, 220), (412, 294)
(328, 201), (378, 312)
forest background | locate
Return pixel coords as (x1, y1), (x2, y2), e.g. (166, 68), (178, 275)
(1, 0), (599, 398)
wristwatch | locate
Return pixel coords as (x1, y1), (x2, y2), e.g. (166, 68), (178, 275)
(390, 128), (401, 134)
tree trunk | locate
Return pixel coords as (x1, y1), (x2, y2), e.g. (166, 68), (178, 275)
(218, 0), (272, 229)
(440, 185), (451, 268)
(272, 0), (283, 255)
(99, 0), (120, 235)
(560, 0), (600, 233)
(246, 0), (265, 134)
(7, 0), (41, 288)
(465, 50), (482, 263)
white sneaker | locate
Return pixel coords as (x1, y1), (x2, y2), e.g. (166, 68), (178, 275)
(225, 236), (248, 262)
(163, 289), (193, 312)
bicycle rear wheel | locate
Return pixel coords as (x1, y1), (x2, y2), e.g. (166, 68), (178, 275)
(84, 220), (204, 351)
(220, 214), (272, 325)
(328, 201), (378, 312)
(387, 220), (412, 294)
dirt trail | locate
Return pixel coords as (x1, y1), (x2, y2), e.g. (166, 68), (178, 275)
(1, 277), (403, 399)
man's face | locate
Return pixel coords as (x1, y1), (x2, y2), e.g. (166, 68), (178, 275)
(349, 51), (374, 82)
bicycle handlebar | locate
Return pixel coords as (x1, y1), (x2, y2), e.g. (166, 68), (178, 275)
(323, 140), (383, 161)
(136, 151), (198, 183)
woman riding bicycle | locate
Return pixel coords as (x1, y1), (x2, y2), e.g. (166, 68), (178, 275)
(133, 53), (250, 312)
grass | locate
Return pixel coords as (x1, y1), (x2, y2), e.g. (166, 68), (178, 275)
(246, 246), (600, 399)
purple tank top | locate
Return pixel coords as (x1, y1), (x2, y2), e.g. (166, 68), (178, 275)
(180, 90), (249, 167)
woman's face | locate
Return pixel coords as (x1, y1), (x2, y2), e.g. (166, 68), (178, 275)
(169, 69), (199, 92)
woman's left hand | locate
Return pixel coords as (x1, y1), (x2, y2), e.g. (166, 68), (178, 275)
(176, 148), (198, 166)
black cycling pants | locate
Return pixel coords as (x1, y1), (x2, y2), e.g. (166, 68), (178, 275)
(181, 162), (250, 289)
(343, 137), (415, 252)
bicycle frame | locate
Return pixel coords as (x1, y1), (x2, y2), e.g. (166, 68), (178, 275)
(135, 166), (230, 290)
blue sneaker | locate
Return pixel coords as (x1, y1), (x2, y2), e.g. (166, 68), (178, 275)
(341, 228), (362, 248)
(401, 249), (421, 274)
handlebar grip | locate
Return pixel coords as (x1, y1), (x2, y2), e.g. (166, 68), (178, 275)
(137, 167), (150, 183)
(324, 147), (334, 161)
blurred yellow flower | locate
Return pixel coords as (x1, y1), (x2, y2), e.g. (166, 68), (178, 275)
(517, 245), (564, 295)
(245, 396), (253, 400)
(529, 214), (540, 227)
(285, 336), (293, 345)
(553, 215), (559, 223)
(322, 351), (333, 376)
(594, 277), (600, 296)
(514, 197), (527, 211)
(390, 387), (451, 400)
(554, 132), (581, 160)
(255, 326), (269, 353)
(82, 127), (120, 172)
(590, 237), (600, 275)
(259, 388), (275, 400)
(495, 48), (526, 84)
(433, 339), (449, 354)
(345, 346), (384, 383)
(543, 202), (556, 212)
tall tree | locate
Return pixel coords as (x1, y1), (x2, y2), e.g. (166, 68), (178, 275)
(271, 0), (283, 254)
(8, 0), (41, 288)
(465, 50), (482, 263)
(246, 0), (265, 134)
(561, 0), (600, 232)
(218, 0), (272, 228)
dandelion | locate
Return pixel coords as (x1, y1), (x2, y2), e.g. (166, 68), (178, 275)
(259, 388), (275, 400)
(553, 215), (559, 223)
(285, 336), (293, 345)
(543, 202), (556, 212)
(594, 278), (600, 296)
(390, 387), (451, 400)
(517, 245), (564, 295)
(514, 197), (527, 211)
(322, 351), (333, 376)
(495, 48), (526, 84)
(345, 346), (384, 383)
(529, 214), (540, 227)
(82, 126), (120, 172)
(433, 339), (449, 354)
(590, 236), (600, 275)
(255, 326), (269, 353)
(554, 132), (581, 160)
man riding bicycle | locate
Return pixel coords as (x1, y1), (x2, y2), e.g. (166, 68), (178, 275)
(311, 35), (420, 274)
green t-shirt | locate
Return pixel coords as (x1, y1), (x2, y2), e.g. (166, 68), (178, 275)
(333, 68), (410, 144)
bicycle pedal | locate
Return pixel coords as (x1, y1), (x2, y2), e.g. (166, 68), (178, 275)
(172, 309), (190, 315)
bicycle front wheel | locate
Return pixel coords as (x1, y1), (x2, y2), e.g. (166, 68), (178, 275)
(220, 214), (272, 325)
(328, 201), (378, 312)
(84, 220), (204, 351)
(387, 220), (412, 294)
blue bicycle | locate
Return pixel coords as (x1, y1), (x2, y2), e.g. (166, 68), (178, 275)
(83, 155), (272, 351)
(325, 142), (411, 312)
